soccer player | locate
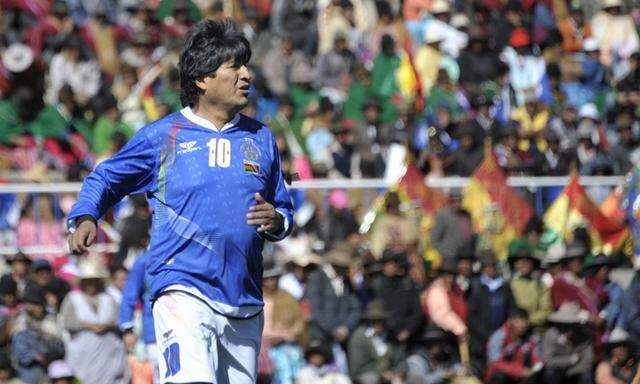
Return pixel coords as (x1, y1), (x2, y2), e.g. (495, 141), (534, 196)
(67, 19), (294, 384)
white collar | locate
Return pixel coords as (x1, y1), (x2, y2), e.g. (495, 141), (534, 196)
(180, 106), (240, 132)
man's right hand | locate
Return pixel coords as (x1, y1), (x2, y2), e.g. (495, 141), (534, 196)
(68, 220), (97, 255)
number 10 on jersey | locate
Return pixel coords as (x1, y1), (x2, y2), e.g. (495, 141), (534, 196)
(207, 138), (231, 168)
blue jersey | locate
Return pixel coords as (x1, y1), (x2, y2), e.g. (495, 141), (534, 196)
(120, 252), (155, 344)
(69, 107), (294, 317)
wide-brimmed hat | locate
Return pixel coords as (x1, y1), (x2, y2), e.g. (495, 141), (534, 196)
(305, 340), (333, 361)
(324, 244), (353, 268)
(606, 327), (631, 346)
(77, 258), (109, 280)
(548, 302), (584, 324)
(417, 326), (447, 343)
(430, 0), (451, 14)
(601, 0), (623, 9)
(22, 284), (46, 306)
(48, 360), (75, 380)
(583, 254), (615, 271)
(563, 241), (588, 260)
(508, 238), (540, 265)
(2, 43), (34, 73)
(7, 252), (32, 265)
(545, 243), (566, 265)
(362, 299), (389, 321)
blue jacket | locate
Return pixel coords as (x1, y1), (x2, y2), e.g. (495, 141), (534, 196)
(120, 252), (155, 344)
(69, 108), (294, 317)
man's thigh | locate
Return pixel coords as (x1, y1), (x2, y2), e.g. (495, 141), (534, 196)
(153, 292), (217, 384)
(214, 312), (264, 384)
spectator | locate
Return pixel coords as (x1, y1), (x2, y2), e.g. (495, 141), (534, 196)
(430, 189), (474, 264)
(16, 194), (65, 264)
(347, 299), (403, 384)
(118, 251), (156, 377)
(507, 239), (552, 328)
(315, 35), (355, 102)
(114, 194), (151, 269)
(105, 266), (128, 306)
(467, 250), (513, 375)
(0, 273), (20, 317)
(59, 257), (131, 384)
(584, 255), (625, 332)
(449, 122), (484, 176)
(262, 36), (313, 98)
(550, 241), (601, 326)
(370, 250), (423, 345)
(369, 192), (418, 258)
(297, 340), (352, 384)
(590, 0), (640, 67)
(421, 259), (467, 339)
(542, 302), (595, 384)
(262, 262), (306, 384)
(11, 285), (64, 384)
(47, 360), (77, 384)
(405, 326), (464, 384)
(305, 244), (362, 371)
(28, 259), (70, 314)
(2, 253), (32, 299)
(485, 308), (543, 384)
(596, 327), (637, 384)
(279, 252), (319, 301)
(558, 4), (591, 53)
(0, 350), (24, 384)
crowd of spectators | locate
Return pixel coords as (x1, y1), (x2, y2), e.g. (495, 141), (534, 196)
(1, 0), (640, 383)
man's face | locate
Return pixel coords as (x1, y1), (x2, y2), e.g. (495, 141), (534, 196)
(34, 269), (52, 286)
(514, 258), (534, 277)
(113, 270), (128, 291)
(12, 261), (29, 277)
(382, 261), (399, 277)
(510, 316), (529, 337)
(567, 258), (583, 274)
(456, 259), (473, 278)
(197, 60), (251, 113)
(26, 303), (45, 320)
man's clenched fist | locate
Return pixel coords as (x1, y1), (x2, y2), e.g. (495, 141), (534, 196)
(68, 219), (97, 255)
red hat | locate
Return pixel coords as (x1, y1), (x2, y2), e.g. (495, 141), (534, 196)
(509, 28), (530, 48)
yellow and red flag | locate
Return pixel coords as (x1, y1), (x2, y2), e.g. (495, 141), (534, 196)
(543, 173), (629, 255)
(462, 150), (534, 260)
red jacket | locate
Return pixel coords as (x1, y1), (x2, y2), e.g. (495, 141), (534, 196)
(485, 324), (542, 381)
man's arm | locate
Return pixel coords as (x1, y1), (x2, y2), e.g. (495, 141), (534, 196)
(119, 254), (147, 331)
(262, 132), (294, 241)
(68, 129), (156, 253)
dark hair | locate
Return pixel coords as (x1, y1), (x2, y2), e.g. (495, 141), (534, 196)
(509, 307), (529, 320)
(179, 18), (251, 107)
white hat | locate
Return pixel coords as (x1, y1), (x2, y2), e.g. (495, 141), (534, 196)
(607, 327), (630, 344)
(48, 360), (74, 379)
(601, 0), (623, 8)
(78, 257), (109, 280)
(451, 13), (469, 29)
(430, 0), (451, 14)
(545, 243), (566, 264)
(582, 38), (599, 52)
(424, 25), (445, 44)
(1, 43), (34, 73)
(579, 103), (599, 121)
(548, 302), (584, 324)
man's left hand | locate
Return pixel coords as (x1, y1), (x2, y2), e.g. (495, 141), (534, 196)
(247, 193), (283, 233)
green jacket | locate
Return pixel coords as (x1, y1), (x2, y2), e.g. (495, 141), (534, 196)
(510, 275), (552, 327)
(347, 326), (404, 378)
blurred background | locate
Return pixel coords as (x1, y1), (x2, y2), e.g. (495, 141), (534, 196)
(0, 0), (640, 383)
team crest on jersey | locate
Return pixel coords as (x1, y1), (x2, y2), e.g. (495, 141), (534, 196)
(177, 140), (202, 155)
(240, 139), (260, 162)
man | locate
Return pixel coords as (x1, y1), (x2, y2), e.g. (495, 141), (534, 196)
(430, 189), (474, 264)
(507, 239), (551, 329)
(596, 328), (637, 383)
(405, 326), (464, 384)
(485, 308), (543, 384)
(467, 250), (513, 376)
(347, 300), (403, 384)
(370, 250), (423, 345)
(542, 302), (594, 384)
(67, 19), (294, 384)
(305, 244), (362, 372)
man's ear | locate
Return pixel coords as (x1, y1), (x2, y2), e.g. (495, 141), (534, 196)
(195, 77), (208, 92)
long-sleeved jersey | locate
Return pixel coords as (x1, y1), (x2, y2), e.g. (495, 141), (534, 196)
(69, 107), (294, 317)
(119, 251), (155, 344)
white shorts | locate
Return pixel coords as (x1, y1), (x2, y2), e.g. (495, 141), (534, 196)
(153, 291), (263, 384)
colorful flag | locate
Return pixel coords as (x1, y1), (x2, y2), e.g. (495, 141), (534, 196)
(462, 150), (533, 260)
(623, 164), (640, 263)
(544, 173), (629, 255)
